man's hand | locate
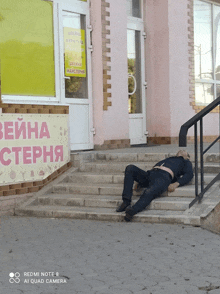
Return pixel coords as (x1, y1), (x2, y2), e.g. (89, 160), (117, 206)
(168, 182), (180, 192)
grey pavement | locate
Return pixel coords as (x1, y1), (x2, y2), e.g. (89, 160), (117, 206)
(1, 216), (220, 294)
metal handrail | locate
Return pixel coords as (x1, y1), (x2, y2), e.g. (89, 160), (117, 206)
(179, 96), (220, 208)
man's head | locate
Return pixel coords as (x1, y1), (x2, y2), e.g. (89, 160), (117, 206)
(176, 150), (190, 160)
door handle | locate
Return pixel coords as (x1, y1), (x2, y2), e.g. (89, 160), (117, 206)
(63, 76), (70, 89)
(128, 74), (137, 95)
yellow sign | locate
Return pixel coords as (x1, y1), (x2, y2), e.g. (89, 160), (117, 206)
(0, 0), (55, 97)
(0, 114), (70, 185)
(64, 27), (86, 77)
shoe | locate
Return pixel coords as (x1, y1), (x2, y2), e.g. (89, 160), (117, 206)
(124, 206), (135, 222)
(116, 201), (130, 212)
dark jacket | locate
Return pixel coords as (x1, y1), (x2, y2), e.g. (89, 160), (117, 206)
(154, 156), (194, 186)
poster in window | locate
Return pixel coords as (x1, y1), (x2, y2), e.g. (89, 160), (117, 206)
(64, 27), (86, 77)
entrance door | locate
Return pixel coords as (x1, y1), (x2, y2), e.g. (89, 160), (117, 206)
(127, 20), (147, 145)
(59, 1), (93, 151)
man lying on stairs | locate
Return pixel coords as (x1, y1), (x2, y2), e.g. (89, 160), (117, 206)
(116, 150), (194, 222)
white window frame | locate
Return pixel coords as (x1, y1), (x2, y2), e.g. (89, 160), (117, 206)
(127, 0), (143, 21)
(194, 0), (220, 105)
(127, 0), (145, 118)
(127, 0), (148, 145)
(2, 0), (89, 105)
(58, 1), (92, 105)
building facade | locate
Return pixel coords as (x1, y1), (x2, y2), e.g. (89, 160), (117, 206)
(0, 0), (220, 193)
(1, 0), (220, 150)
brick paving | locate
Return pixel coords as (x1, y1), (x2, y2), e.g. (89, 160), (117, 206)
(1, 216), (220, 294)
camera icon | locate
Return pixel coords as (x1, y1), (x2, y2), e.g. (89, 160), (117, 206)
(9, 272), (20, 283)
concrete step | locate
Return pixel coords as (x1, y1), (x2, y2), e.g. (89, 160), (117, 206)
(190, 173), (219, 185)
(51, 182), (196, 198)
(81, 161), (154, 173)
(65, 171), (218, 186)
(76, 152), (220, 163)
(94, 153), (167, 162)
(52, 182), (123, 196)
(66, 172), (124, 184)
(36, 194), (193, 211)
(81, 161), (220, 173)
(15, 205), (200, 226)
(202, 164), (220, 173)
(151, 197), (193, 210)
(14, 150), (220, 226)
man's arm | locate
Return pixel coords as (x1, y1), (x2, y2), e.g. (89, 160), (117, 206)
(177, 160), (194, 186)
(168, 161), (194, 192)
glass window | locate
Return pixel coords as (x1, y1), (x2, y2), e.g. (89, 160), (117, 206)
(127, 0), (141, 18)
(127, 29), (142, 113)
(195, 83), (214, 105)
(214, 5), (220, 81)
(194, 0), (220, 105)
(0, 0), (55, 97)
(194, 1), (212, 80)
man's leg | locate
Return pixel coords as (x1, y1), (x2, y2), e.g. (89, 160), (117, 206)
(124, 170), (172, 220)
(116, 164), (149, 212)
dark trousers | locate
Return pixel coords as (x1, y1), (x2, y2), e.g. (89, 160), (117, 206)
(122, 164), (172, 214)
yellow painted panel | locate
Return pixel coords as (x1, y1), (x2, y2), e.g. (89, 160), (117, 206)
(0, 0), (55, 97)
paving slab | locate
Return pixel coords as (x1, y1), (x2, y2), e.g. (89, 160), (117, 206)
(2, 217), (220, 294)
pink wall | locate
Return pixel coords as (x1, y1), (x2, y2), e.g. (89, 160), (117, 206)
(145, 0), (219, 139)
(91, 0), (219, 147)
(90, 1), (104, 145)
(91, 0), (129, 145)
(102, 0), (129, 141)
(169, 0), (219, 138)
(145, 0), (171, 138)
(168, 0), (194, 137)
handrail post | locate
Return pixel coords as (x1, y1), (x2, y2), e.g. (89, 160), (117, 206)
(194, 123), (198, 197)
(179, 96), (220, 208)
(200, 118), (204, 202)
